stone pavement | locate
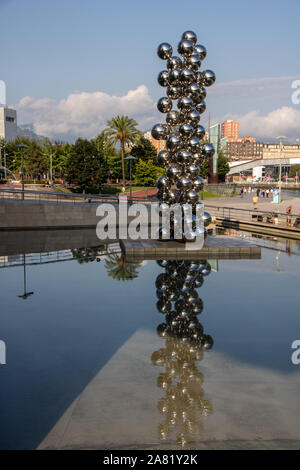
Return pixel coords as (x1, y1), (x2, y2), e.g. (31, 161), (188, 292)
(205, 193), (300, 215)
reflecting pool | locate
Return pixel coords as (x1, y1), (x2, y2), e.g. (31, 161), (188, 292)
(0, 230), (300, 450)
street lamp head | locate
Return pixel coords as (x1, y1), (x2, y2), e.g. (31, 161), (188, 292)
(16, 143), (28, 149)
(125, 155), (138, 161)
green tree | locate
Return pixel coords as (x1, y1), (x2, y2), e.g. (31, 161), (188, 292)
(217, 149), (230, 182)
(104, 115), (140, 191)
(199, 159), (209, 179)
(24, 140), (48, 180)
(104, 253), (141, 281)
(134, 159), (165, 186)
(65, 138), (107, 192)
(92, 132), (116, 164)
(130, 136), (157, 162)
(289, 165), (300, 178)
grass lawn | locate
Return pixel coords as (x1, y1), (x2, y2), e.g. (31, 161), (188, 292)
(101, 186), (153, 195)
(201, 190), (221, 199)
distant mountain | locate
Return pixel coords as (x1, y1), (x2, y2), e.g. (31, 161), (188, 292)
(17, 123), (48, 142)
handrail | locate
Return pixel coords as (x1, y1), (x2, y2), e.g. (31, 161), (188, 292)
(0, 188), (154, 204)
(205, 204), (300, 231)
(205, 203), (299, 217)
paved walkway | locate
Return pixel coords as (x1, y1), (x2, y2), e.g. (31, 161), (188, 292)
(205, 193), (300, 215)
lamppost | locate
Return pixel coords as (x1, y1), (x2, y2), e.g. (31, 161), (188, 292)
(0, 140), (6, 179)
(43, 151), (53, 184)
(276, 136), (286, 203)
(16, 143), (28, 200)
(124, 155), (137, 203)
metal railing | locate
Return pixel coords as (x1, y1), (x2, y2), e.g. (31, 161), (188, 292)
(0, 188), (154, 205)
(0, 242), (121, 269)
(206, 204), (300, 230)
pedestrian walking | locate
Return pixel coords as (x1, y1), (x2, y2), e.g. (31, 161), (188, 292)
(253, 195), (258, 210)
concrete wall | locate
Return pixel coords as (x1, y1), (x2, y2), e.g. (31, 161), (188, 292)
(0, 228), (115, 256)
(0, 199), (149, 230)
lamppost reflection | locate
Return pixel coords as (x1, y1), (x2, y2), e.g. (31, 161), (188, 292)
(18, 254), (34, 300)
(151, 259), (214, 448)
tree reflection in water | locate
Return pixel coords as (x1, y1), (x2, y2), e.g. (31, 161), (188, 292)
(152, 259), (214, 448)
(104, 253), (142, 281)
(71, 246), (106, 264)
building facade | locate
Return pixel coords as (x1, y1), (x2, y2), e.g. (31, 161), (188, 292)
(262, 143), (300, 159)
(226, 140), (263, 161)
(144, 131), (166, 153)
(0, 106), (17, 141)
(221, 120), (239, 140)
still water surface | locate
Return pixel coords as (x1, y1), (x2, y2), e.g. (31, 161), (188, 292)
(0, 232), (300, 449)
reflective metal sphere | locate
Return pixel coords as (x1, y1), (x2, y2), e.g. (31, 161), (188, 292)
(157, 97), (172, 113)
(194, 124), (205, 140)
(167, 86), (182, 100)
(179, 68), (194, 85)
(185, 53), (201, 72)
(176, 150), (192, 164)
(186, 164), (200, 178)
(166, 164), (182, 181)
(156, 175), (171, 191)
(186, 109), (201, 125)
(157, 150), (171, 166)
(169, 68), (181, 85)
(182, 30), (197, 45)
(188, 136), (201, 153)
(157, 42), (173, 60)
(157, 70), (169, 87)
(192, 176), (204, 191)
(151, 123), (166, 140)
(195, 100), (206, 114)
(166, 135), (182, 152)
(166, 110), (180, 126)
(202, 69), (216, 87)
(202, 142), (215, 158)
(186, 83), (201, 100)
(192, 152), (203, 165)
(167, 189), (181, 204)
(177, 176), (192, 191)
(198, 87), (207, 101)
(194, 44), (207, 60)
(177, 96), (193, 112)
(177, 39), (194, 57)
(167, 56), (183, 70)
(178, 123), (194, 139)
(203, 211), (212, 227)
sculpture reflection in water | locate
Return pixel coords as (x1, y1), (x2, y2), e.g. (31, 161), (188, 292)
(151, 259), (214, 448)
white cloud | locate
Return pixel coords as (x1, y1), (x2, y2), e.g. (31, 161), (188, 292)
(219, 106), (300, 141)
(16, 85), (159, 140)
(15, 77), (300, 143)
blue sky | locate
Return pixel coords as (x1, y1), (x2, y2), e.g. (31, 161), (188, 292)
(1, 0), (300, 141)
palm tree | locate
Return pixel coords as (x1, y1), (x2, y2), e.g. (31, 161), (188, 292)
(104, 115), (140, 191)
(104, 253), (141, 281)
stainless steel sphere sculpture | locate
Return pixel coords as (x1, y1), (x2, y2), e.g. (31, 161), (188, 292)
(152, 259), (214, 446)
(152, 31), (216, 242)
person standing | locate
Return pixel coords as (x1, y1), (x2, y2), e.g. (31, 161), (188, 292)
(286, 205), (292, 226)
(253, 194), (258, 210)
